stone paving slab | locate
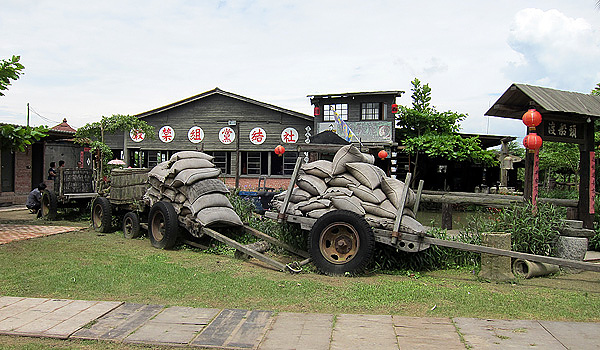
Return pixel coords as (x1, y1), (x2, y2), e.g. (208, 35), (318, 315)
(258, 312), (333, 350)
(454, 318), (566, 349)
(72, 303), (165, 341)
(0, 224), (84, 245)
(125, 306), (220, 346)
(393, 316), (465, 349)
(191, 309), (273, 349)
(331, 314), (398, 350)
(539, 320), (600, 350)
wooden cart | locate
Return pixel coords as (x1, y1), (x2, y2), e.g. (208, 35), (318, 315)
(41, 168), (97, 220)
(264, 158), (600, 275)
(90, 168), (308, 272)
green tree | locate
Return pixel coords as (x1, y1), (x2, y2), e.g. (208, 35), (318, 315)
(396, 78), (496, 185)
(539, 141), (579, 183)
(592, 83), (600, 96)
(75, 114), (154, 186)
(0, 55), (48, 150)
(0, 55), (25, 96)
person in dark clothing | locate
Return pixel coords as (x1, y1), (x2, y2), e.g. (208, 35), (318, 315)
(26, 183), (46, 216)
(58, 160), (65, 168)
(48, 162), (57, 180)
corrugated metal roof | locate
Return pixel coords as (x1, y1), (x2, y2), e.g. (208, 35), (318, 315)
(136, 88), (313, 121)
(307, 90), (404, 99)
(486, 83), (600, 119)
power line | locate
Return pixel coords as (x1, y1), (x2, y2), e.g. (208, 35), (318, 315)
(27, 105), (60, 125)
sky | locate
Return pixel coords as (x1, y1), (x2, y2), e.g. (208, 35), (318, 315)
(1, 0), (600, 141)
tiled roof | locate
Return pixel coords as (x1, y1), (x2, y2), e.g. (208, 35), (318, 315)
(51, 118), (76, 133)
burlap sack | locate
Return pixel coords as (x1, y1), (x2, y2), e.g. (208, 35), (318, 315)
(297, 174), (327, 196)
(172, 168), (221, 187)
(326, 173), (360, 187)
(148, 161), (170, 182)
(348, 184), (387, 204)
(380, 176), (416, 208)
(322, 187), (353, 199)
(169, 151), (214, 163)
(306, 208), (335, 219)
(362, 199), (397, 219)
(297, 198), (331, 213)
(301, 160), (333, 178)
(196, 207), (243, 227)
(169, 158), (215, 175)
(330, 195), (366, 216)
(184, 193), (233, 215)
(330, 145), (366, 175)
(346, 162), (385, 190)
(179, 178), (229, 201)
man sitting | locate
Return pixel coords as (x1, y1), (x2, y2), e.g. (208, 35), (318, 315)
(26, 183), (47, 217)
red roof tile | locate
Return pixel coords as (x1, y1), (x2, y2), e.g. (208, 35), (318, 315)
(51, 118), (76, 133)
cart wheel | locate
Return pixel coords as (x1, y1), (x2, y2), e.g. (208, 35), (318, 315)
(123, 211), (141, 239)
(91, 197), (112, 232)
(148, 201), (179, 249)
(40, 189), (58, 220)
(308, 210), (375, 276)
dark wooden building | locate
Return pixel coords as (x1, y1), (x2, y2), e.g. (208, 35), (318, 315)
(104, 88), (313, 190)
(308, 90), (404, 174)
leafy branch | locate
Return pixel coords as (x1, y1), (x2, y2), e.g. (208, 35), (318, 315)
(0, 55), (24, 96)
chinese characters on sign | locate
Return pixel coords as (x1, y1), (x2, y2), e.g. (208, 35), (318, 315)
(281, 127), (298, 143)
(219, 127), (235, 145)
(129, 129), (145, 143)
(159, 126), (174, 143)
(187, 126), (204, 144)
(249, 127), (266, 145)
(544, 121), (580, 140)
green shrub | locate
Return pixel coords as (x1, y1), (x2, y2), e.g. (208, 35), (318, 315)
(473, 202), (563, 256)
(372, 227), (481, 272)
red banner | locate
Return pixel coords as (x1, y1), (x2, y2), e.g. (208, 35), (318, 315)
(532, 149), (539, 210)
(590, 152), (595, 214)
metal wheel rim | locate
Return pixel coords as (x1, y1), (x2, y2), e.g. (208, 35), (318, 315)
(151, 212), (165, 241)
(319, 222), (360, 265)
(92, 204), (102, 227)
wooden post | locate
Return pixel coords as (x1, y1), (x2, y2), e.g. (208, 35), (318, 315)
(441, 203), (452, 230)
(523, 150), (533, 201)
(578, 122), (595, 229)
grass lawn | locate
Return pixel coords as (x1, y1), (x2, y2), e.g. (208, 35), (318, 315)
(1, 209), (599, 323)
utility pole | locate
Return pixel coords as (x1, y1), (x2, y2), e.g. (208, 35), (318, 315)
(26, 103), (29, 126)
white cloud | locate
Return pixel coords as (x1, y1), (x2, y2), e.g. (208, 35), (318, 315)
(505, 8), (600, 92)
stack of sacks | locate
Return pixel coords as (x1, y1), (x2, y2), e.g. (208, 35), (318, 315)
(271, 145), (416, 231)
(144, 151), (243, 227)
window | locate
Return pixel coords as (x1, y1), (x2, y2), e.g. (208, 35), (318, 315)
(147, 150), (172, 167)
(241, 151), (269, 175)
(323, 104), (348, 121)
(271, 151), (299, 175)
(282, 152), (298, 175)
(361, 102), (381, 120)
(206, 151), (231, 175)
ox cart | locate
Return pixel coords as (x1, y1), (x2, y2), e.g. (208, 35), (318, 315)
(264, 157), (600, 275)
(41, 168), (97, 220)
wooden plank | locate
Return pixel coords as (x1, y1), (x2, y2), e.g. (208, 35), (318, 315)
(0, 299), (73, 332)
(202, 227), (288, 271)
(191, 309), (272, 349)
(0, 298), (47, 323)
(278, 156), (304, 222)
(399, 234), (600, 272)
(392, 173), (412, 243)
(413, 179), (424, 213)
(122, 306), (219, 346)
(12, 300), (98, 337)
(72, 303), (164, 341)
(43, 301), (123, 339)
(242, 225), (309, 258)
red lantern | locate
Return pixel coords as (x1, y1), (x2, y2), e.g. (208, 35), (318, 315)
(523, 133), (542, 152)
(391, 104), (398, 114)
(522, 108), (542, 130)
(314, 106), (320, 116)
(274, 145), (285, 156)
(378, 150), (388, 159)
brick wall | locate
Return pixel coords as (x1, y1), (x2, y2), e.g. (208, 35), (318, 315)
(0, 146), (32, 205)
(222, 177), (291, 192)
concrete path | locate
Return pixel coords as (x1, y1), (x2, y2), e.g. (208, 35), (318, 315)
(1, 296), (599, 349)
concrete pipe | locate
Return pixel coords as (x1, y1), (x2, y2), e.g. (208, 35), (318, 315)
(512, 259), (559, 279)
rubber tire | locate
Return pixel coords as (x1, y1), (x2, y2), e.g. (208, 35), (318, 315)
(308, 210), (375, 276)
(91, 196), (112, 233)
(40, 189), (58, 220)
(148, 201), (179, 249)
(122, 211), (141, 239)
